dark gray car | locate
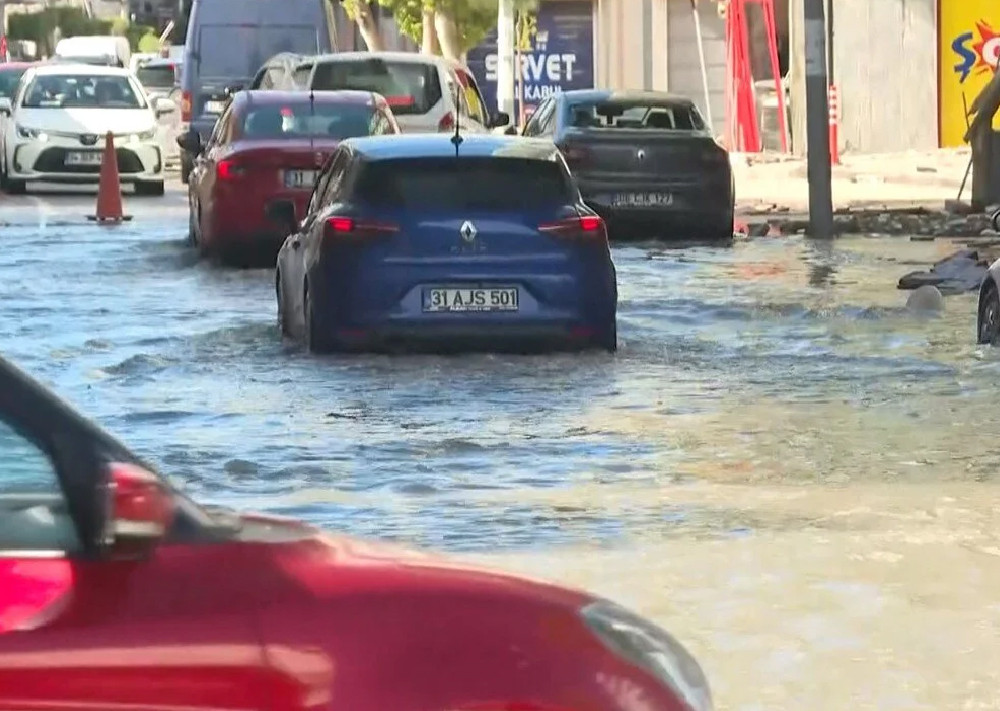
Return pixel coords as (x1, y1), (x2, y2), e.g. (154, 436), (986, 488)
(524, 89), (735, 241)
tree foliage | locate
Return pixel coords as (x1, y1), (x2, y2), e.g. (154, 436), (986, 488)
(339, 0), (539, 56)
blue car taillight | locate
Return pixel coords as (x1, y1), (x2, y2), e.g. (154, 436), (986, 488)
(323, 216), (400, 244)
(538, 215), (607, 243)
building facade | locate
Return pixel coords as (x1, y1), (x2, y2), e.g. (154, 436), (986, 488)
(492, 0), (996, 153)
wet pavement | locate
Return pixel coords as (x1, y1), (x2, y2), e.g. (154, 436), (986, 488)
(2, 181), (1000, 710)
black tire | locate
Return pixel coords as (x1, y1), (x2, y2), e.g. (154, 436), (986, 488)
(194, 206), (214, 259)
(703, 206), (736, 240)
(304, 283), (332, 353)
(978, 282), (1000, 345)
(135, 180), (165, 197)
(5, 179), (26, 195)
(276, 271), (291, 337)
(186, 198), (197, 246)
(0, 155), (8, 191)
(180, 157), (192, 185)
(598, 321), (618, 353)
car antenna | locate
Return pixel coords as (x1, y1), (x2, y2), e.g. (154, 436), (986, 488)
(450, 86), (463, 155)
(309, 87), (316, 166)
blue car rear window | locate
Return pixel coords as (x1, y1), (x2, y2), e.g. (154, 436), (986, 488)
(354, 157), (572, 210)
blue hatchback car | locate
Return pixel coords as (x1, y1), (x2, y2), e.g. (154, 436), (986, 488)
(272, 133), (618, 354)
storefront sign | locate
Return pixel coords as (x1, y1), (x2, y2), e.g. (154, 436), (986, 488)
(466, 0), (594, 119)
(939, 0), (1000, 147)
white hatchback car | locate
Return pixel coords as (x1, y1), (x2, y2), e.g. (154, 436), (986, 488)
(303, 51), (510, 135)
(0, 63), (175, 195)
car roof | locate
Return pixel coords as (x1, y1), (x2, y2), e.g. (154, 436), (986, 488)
(342, 133), (563, 162)
(560, 88), (697, 106)
(311, 51), (445, 67)
(31, 63), (131, 77)
(236, 89), (381, 108)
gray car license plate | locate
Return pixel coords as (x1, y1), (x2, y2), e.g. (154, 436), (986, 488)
(610, 192), (673, 208)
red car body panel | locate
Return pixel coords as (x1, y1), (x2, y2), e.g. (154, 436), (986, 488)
(200, 137), (342, 248)
(0, 511), (689, 711)
(0, 544), (271, 711)
(190, 90), (400, 257)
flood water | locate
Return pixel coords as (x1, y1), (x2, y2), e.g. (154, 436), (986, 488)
(3, 191), (999, 710)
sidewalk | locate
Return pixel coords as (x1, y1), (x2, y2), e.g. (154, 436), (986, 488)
(732, 148), (970, 214)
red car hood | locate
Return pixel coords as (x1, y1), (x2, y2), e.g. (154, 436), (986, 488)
(235, 511), (592, 609)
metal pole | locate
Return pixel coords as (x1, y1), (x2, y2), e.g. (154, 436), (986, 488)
(642, 0), (652, 90)
(825, 0), (833, 84)
(496, 0), (516, 120)
(0, 0), (6, 61)
(804, 0), (833, 237)
(690, 0), (713, 129)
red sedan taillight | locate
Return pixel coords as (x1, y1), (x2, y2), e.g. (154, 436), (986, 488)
(216, 160), (244, 179)
(538, 215), (607, 243)
(323, 216), (399, 244)
(438, 112), (456, 132)
(181, 90), (192, 123)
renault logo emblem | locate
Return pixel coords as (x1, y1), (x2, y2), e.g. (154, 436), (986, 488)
(636, 149), (646, 161)
(459, 220), (477, 243)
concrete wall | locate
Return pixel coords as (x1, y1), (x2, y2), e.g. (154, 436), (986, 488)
(594, 0), (670, 92)
(666, 0), (726, 134)
(788, 0), (937, 155)
(594, 0), (728, 135)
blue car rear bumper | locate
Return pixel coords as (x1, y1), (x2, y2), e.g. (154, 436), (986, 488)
(306, 257), (617, 353)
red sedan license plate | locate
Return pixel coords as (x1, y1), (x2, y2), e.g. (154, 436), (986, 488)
(283, 170), (316, 189)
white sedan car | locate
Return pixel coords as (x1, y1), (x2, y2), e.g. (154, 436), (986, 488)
(0, 63), (174, 195)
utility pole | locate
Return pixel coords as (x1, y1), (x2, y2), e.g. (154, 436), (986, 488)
(804, 0), (833, 237)
(825, 0), (834, 84)
(0, 0), (6, 61)
(496, 0), (516, 123)
(642, 0), (653, 89)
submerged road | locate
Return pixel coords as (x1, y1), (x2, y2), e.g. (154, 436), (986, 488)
(2, 179), (999, 710)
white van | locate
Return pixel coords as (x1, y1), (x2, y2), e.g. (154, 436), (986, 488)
(54, 36), (131, 68)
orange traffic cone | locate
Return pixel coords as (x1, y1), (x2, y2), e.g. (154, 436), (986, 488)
(87, 131), (131, 223)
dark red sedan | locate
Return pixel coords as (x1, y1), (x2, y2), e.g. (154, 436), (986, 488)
(0, 354), (712, 711)
(182, 89), (401, 266)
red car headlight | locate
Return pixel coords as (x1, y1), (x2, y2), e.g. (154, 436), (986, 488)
(580, 600), (713, 711)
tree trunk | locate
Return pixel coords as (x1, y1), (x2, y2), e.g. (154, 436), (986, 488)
(421, 8), (440, 55)
(433, 9), (461, 62)
(354, 3), (384, 52)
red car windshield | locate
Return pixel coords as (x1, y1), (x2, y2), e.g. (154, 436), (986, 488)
(239, 102), (382, 140)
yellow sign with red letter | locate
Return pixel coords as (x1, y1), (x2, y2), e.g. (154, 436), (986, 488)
(939, 0), (1000, 146)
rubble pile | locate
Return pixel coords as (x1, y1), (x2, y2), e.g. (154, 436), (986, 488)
(740, 204), (998, 238)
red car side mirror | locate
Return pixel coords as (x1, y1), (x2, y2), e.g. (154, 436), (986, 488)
(106, 462), (175, 560)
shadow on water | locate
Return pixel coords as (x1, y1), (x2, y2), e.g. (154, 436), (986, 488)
(2, 215), (998, 551)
